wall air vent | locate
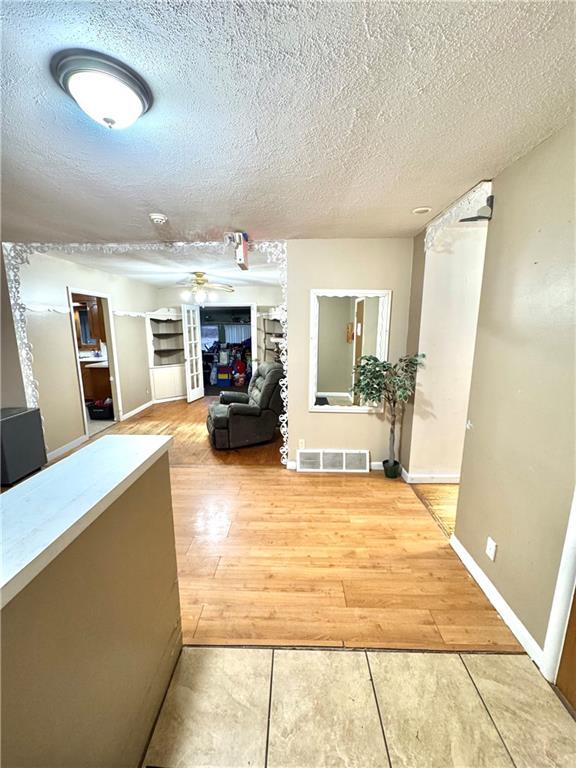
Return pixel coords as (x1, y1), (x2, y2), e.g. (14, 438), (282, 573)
(296, 449), (369, 473)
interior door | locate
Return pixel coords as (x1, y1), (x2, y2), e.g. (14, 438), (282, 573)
(557, 588), (576, 709)
(181, 304), (204, 402)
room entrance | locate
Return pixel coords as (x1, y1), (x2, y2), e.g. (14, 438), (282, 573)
(200, 305), (257, 396)
(67, 289), (121, 438)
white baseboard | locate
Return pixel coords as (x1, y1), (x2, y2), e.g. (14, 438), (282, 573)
(155, 395), (187, 404)
(401, 468), (460, 483)
(120, 400), (154, 421)
(371, 461), (384, 471)
(450, 534), (544, 666)
(286, 460), (297, 470)
(47, 434), (88, 461)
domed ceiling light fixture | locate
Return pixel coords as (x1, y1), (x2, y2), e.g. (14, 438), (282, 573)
(51, 49), (152, 129)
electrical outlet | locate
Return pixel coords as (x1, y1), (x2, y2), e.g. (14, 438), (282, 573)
(298, 439), (305, 449)
(485, 536), (498, 561)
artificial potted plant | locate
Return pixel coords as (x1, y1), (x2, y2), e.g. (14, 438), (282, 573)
(353, 353), (425, 478)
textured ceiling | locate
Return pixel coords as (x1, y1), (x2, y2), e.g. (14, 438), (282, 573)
(1, 0), (574, 243)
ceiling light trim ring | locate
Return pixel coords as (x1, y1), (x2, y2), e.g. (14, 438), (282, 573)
(50, 48), (153, 119)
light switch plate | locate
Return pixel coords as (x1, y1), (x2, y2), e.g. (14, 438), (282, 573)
(486, 536), (498, 561)
(298, 439), (305, 449)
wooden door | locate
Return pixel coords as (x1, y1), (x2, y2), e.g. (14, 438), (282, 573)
(181, 304), (204, 402)
(557, 588), (576, 709)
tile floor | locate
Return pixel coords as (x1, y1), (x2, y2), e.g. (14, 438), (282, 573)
(144, 647), (576, 768)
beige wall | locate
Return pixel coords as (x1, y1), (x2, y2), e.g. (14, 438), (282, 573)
(158, 284), (283, 308)
(1, 256), (27, 407)
(317, 297), (354, 392)
(18, 253), (159, 453)
(399, 232), (426, 468)
(114, 315), (152, 415)
(1, 454), (181, 768)
(406, 224), (487, 478)
(287, 238), (413, 462)
(455, 120), (575, 646)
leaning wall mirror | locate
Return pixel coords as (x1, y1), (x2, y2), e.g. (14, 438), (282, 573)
(309, 289), (391, 412)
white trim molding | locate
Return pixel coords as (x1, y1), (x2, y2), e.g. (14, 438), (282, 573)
(450, 534), (544, 666)
(120, 400), (154, 421)
(425, 181), (492, 252)
(46, 434), (89, 462)
(541, 487), (576, 682)
(401, 468), (460, 483)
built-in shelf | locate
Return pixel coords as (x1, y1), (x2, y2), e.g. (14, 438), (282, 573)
(149, 318), (185, 366)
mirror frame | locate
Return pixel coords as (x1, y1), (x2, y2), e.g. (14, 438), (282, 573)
(308, 288), (392, 413)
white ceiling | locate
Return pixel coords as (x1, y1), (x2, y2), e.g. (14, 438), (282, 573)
(1, 1), (574, 243)
(43, 243), (281, 287)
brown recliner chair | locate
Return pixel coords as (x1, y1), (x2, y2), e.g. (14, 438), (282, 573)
(207, 362), (284, 450)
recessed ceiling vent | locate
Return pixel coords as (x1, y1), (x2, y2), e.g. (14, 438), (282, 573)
(296, 449), (369, 473)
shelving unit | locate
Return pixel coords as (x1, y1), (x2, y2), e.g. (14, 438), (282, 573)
(146, 312), (187, 402)
(150, 318), (184, 366)
(257, 308), (283, 363)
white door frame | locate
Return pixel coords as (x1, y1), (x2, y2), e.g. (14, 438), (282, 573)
(66, 287), (123, 437)
(541, 487), (576, 681)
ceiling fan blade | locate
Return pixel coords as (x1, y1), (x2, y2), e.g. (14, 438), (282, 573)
(205, 282), (235, 292)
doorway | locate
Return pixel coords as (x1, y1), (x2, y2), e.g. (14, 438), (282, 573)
(404, 183), (492, 536)
(199, 305), (256, 396)
(67, 289), (121, 438)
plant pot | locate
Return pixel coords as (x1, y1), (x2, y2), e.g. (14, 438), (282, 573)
(383, 460), (401, 479)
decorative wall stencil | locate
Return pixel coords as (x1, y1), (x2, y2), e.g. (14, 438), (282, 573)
(262, 241), (288, 465)
(2, 239), (289, 464)
(112, 310), (148, 318)
(425, 181), (492, 252)
(25, 303), (71, 313)
(1, 242), (48, 408)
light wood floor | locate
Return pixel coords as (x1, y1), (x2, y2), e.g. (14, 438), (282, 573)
(102, 398), (282, 466)
(412, 484), (459, 537)
(104, 399), (519, 651)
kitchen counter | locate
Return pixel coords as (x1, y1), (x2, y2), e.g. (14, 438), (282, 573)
(1, 434), (171, 607)
(79, 356), (108, 364)
(1, 433), (181, 768)
(85, 361), (109, 369)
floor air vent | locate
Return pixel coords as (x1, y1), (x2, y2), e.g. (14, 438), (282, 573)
(296, 449), (369, 473)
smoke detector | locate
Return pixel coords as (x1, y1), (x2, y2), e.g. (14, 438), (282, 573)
(149, 212), (168, 225)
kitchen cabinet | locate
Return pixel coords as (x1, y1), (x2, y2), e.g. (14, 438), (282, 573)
(80, 362), (111, 401)
(72, 294), (107, 350)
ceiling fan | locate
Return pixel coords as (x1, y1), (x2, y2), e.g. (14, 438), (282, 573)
(178, 271), (235, 302)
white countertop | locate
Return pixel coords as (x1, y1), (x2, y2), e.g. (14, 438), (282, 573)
(85, 361), (109, 369)
(79, 356), (108, 364)
(1, 434), (172, 608)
